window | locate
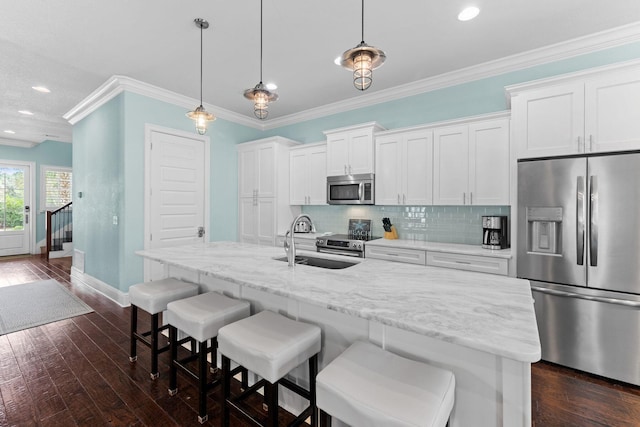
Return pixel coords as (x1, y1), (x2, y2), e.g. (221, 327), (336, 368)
(41, 166), (72, 211)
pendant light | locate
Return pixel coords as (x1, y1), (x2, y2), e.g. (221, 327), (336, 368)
(186, 18), (215, 135)
(338, 0), (386, 91)
(244, 0), (278, 120)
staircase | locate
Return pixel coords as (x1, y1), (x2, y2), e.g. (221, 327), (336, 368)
(45, 202), (73, 259)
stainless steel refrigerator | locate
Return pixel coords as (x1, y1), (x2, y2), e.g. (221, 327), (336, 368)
(518, 152), (640, 386)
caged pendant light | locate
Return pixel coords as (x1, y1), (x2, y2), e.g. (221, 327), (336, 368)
(186, 18), (215, 134)
(338, 0), (386, 91)
(244, 0), (278, 120)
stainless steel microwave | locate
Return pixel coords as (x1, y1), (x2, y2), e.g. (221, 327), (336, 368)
(327, 173), (375, 205)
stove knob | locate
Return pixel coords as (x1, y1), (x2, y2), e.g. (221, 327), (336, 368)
(357, 243), (363, 250)
(316, 239), (323, 246)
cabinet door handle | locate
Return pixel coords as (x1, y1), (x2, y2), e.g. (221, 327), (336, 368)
(577, 136), (583, 152)
(403, 194), (406, 204)
(397, 194), (401, 204)
(344, 165), (347, 175)
(349, 165), (352, 174)
(589, 135), (594, 152)
(470, 192), (473, 205)
(463, 192), (466, 205)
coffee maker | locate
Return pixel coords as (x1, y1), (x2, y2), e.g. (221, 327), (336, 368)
(482, 216), (508, 249)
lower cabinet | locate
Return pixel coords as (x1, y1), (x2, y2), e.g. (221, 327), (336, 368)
(239, 197), (276, 246)
(365, 246), (427, 265)
(275, 235), (317, 252)
(366, 244), (509, 275)
(426, 252), (508, 276)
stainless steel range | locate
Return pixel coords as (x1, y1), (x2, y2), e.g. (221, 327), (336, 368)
(316, 219), (380, 258)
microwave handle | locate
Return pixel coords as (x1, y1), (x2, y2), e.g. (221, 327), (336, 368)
(358, 182), (364, 201)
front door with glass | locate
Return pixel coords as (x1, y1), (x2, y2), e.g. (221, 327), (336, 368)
(0, 162), (31, 256)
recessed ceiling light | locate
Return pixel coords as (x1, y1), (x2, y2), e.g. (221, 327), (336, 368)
(265, 83), (278, 91)
(18, 110), (34, 115)
(458, 6), (480, 21)
(4, 130), (16, 134)
(32, 86), (51, 93)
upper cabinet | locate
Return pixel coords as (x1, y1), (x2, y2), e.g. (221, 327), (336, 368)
(290, 143), (327, 205)
(433, 117), (510, 205)
(375, 129), (433, 205)
(509, 61), (640, 159)
(324, 122), (385, 176)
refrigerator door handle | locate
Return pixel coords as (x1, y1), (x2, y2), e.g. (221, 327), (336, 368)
(590, 175), (598, 266)
(531, 286), (640, 308)
(577, 176), (585, 265)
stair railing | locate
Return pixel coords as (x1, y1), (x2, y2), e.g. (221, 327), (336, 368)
(45, 202), (72, 260)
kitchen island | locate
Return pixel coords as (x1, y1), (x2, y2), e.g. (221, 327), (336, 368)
(137, 241), (540, 427)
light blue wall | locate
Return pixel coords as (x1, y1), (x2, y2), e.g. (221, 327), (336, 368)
(73, 94), (124, 287)
(0, 140), (72, 245)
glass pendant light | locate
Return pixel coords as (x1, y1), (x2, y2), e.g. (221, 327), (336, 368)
(338, 0), (386, 91)
(186, 18), (215, 135)
(244, 0), (278, 120)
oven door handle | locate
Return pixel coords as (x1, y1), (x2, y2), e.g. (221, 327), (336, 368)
(316, 248), (363, 257)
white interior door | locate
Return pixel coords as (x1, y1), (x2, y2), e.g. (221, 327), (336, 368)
(0, 161), (32, 256)
(144, 126), (209, 281)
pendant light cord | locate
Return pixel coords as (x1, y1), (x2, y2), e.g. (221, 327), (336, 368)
(199, 21), (203, 105)
(260, 0), (263, 83)
(361, 0), (365, 43)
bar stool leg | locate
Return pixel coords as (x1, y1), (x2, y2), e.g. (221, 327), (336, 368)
(319, 410), (331, 427)
(168, 325), (178, 396)
(265, 380), (278, 427)
(309, 354), (318, 427)
(198, 339), (209, 424)
(129, 305), (138, 362)
(222, 355), (231, 427)
(148, 313), (160, 379)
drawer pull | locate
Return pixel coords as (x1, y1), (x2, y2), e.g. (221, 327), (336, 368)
(455, 261), (471, 264)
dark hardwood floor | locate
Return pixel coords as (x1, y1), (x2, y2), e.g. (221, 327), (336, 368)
(0, 255), (639, 426)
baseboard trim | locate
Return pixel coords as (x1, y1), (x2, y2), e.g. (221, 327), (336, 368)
(70, 267), (130, 307)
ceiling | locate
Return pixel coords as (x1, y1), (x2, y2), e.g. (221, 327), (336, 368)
(1, 1), (639, 145)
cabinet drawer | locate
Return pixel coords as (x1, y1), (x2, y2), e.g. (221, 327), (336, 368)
(365, 246), (426, 265)
(426, 252), (508, 276)
(275, 236), (317, 252)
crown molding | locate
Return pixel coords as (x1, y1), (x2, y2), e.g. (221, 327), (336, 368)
(64, 75), (263, 129)
(262, 21), (640, 130)
(0, 137), (39, 148)
(64, 22), (640, 131)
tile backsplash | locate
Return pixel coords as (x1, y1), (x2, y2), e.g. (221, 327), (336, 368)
(301, 205), (510, 245)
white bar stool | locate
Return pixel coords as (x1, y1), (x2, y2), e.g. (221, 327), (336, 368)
(166, 291), (250, 424)
(218, 310), (321, 427)
(316, 341), (455, 427)
(129, 278), (199, 379)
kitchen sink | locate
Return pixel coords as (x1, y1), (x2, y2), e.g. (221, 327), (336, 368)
(274, 255), (357, 270)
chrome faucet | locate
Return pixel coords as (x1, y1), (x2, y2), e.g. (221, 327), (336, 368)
(285, 214), (315, 267)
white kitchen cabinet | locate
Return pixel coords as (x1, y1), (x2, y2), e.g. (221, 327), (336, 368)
(289, 143), (327, 205)
(433, 117), (510, 205)
(365, 245), (426, 265)
(509, 61), (640, 159)
(324, 122), (385, 176)
(238, 137), (301, 246)
(426, 251), (508, 276)
(375, 129), (433, 205)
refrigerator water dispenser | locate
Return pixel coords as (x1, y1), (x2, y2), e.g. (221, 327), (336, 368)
(527, 207), (562, 254)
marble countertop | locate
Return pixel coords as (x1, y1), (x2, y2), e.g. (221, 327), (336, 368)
(366, 238), (513, 259)
(136, 242), (539, 362)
